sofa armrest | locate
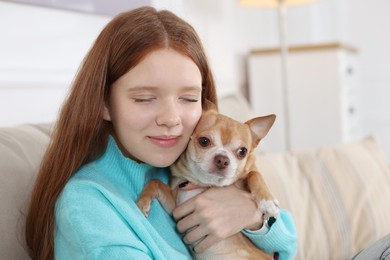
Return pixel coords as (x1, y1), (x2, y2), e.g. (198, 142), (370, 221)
(256, 135), (390, 259)
(0, 123), (52, 259)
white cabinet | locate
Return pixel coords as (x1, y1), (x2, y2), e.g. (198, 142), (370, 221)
(247, 43), (360, 152)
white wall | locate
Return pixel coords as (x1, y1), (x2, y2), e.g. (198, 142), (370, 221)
(0, 2), (110, 126)
(1, 0), (390, 161)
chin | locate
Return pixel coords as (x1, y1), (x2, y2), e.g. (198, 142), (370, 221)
(148, 157), (177, 168)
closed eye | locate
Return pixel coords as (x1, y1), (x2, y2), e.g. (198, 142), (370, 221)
(132, 94), (156, 103)
(179, 87), (201, 103)
(133, 98), (155, 103)
(180, 97), (199, 103)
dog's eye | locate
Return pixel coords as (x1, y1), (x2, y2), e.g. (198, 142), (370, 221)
(237, 147), (248, 159)
(198, 137), (211, 147)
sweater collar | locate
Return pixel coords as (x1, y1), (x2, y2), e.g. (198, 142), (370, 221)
(95, 135), (158, 192)
(105, 135), (154, 172)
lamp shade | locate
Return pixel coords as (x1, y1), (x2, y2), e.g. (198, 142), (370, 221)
(239, 0), (316, 8)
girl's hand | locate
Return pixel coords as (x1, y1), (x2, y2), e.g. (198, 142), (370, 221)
(172, 184), (263, 253)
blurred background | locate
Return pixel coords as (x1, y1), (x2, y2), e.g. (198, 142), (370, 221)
(0, 0), (389, 161)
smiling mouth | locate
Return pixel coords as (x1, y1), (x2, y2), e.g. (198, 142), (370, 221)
(148, 136), (181, 148)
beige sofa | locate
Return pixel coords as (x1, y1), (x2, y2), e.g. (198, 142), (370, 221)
(1, 93), (390, 260)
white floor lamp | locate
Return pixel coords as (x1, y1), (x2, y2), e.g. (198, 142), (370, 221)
(239, 0), (316, 151)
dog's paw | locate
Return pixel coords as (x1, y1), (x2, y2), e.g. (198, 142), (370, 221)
(259, 199), (279, 218)
(136, 199), (151, 217)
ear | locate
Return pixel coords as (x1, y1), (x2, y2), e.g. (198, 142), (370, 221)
(245, 114), (276, 147)
(203, 99), (218, 112)
(102, 103), (111, 121)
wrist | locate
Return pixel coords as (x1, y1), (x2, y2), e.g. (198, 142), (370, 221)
(246, 219), (263, 231)
(246, 215), (277, 234)
(245, 209), (264, 231)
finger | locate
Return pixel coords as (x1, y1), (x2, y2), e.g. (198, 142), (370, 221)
(176, 211), (199, 233)
(193, 234), (218, 253)
(183, 224), (209, 245)
(172, 197), (196, 221)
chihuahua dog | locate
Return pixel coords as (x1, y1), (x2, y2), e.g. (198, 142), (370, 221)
(137, 101), (278, 259)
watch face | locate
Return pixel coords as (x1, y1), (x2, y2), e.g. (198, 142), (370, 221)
(268, 216), (277, 228)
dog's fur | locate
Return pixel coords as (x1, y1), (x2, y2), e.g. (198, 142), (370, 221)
(137, 101), (278, 259)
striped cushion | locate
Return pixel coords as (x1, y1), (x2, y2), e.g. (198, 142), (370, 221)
(256, 135), (390, 259)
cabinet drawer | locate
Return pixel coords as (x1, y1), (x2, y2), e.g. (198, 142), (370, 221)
(342, 87), (359, 139)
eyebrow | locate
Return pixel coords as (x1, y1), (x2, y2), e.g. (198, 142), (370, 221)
(127, 85), (202, 92)
(127, 86), (157, 92)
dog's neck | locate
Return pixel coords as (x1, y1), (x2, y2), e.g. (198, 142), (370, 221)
(176, 185), (207, 205)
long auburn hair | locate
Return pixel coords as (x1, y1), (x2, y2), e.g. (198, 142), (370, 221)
(25, 6), (217, 260)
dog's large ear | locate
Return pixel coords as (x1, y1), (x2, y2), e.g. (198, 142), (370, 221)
(245, 114), (276, 147)
(203, 99), (218, 112)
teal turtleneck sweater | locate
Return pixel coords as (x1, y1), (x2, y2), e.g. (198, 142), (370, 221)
(55, 136), (297, 259)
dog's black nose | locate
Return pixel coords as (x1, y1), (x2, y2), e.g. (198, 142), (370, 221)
(214, 155), (230, 170)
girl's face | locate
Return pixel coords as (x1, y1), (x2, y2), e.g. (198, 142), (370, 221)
(103, 48), (203, 167)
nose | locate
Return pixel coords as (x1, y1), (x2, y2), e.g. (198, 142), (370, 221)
(214, 155), (230, 170)
(155, 102), (181, 128)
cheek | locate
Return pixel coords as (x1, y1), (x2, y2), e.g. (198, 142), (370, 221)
(182, 106), (202, 131)
(111, 103), (154, 131)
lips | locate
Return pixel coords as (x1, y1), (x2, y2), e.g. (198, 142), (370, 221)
(148, 136), (181, 148)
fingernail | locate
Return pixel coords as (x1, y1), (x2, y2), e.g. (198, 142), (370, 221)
(179, 181), (189, 188)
